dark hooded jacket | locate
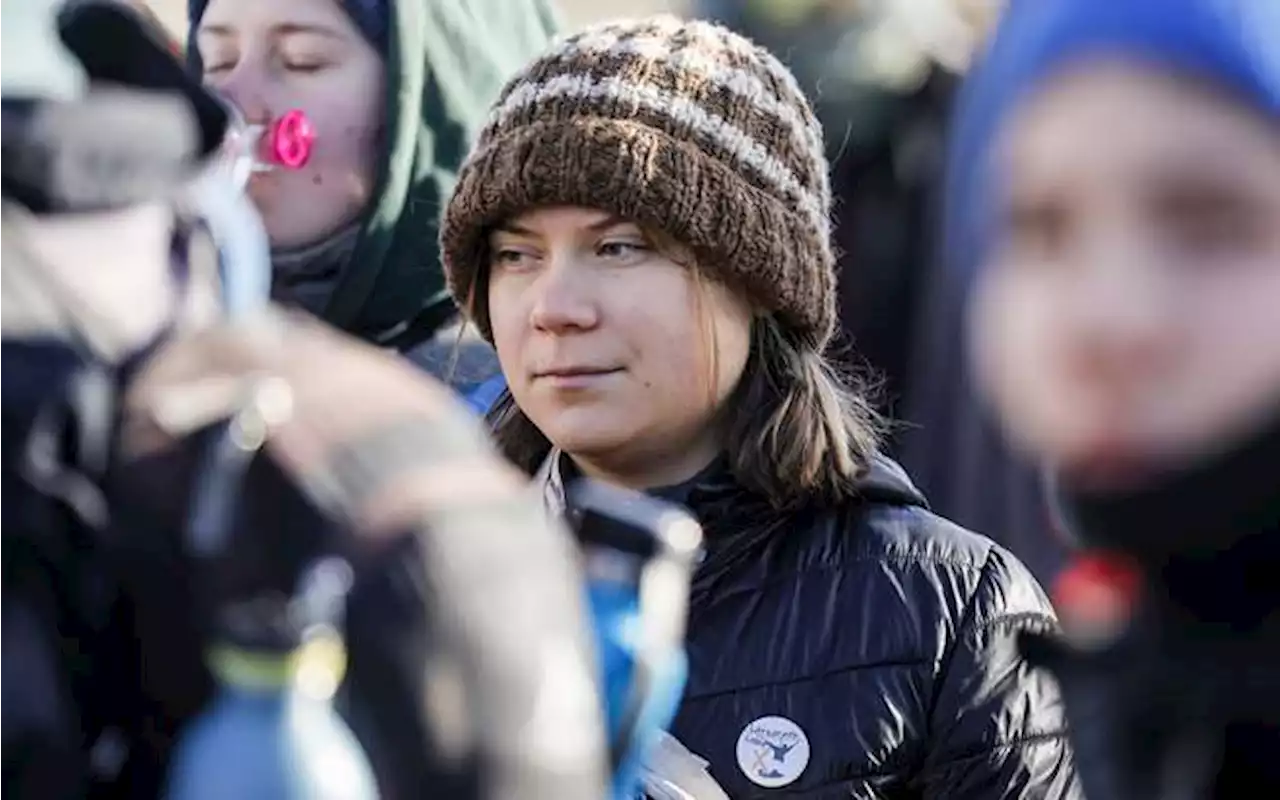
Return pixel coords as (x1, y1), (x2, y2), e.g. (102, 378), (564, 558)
(186, 0), (559, 390)
(540, 452), (1079, 798)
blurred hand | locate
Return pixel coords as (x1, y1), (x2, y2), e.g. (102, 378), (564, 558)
(115, 311), (611, 800)
(121, 308), (528, 535)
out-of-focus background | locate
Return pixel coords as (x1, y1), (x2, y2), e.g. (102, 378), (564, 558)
(146, 0), (684, 33)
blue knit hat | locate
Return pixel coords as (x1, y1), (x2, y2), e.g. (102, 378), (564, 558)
(947, 0), (1280, 280)
(185, 0), (389, 67)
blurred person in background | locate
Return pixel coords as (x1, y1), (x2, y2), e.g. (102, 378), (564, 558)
(956, 0), (1280, 796)
(443, 16), (1078, 797)
(186, 0), (559, 397)
(693, 0), (1069, 584)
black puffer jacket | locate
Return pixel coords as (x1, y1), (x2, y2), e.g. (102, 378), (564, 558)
(546, 454), (1079, 798)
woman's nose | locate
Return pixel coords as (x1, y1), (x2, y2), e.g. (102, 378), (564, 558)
(209, 65), (271, 125)
(529, 260), (600, 334)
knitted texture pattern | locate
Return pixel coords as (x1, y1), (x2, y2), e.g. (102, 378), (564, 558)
(440, 15), (837, 348)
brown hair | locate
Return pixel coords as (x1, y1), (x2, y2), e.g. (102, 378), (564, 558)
(485, 311), (884, 512)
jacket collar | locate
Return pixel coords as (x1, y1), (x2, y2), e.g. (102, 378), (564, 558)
(534, 447), (568, 518)
(533, 447), (720, 509)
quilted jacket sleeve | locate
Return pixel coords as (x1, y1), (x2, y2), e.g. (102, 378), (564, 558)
(917, 546), (1083, 799)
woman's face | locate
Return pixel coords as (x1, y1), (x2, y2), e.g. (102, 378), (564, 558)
(487, 206), (754, 488)
(197, 0), (384, 248)
(972, 62), (1280, 484)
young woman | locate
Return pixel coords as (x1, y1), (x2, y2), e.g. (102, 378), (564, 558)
(956, 0), (1280, 795)
(186, 0), (558, 390)
(442, 16), (1078, 797)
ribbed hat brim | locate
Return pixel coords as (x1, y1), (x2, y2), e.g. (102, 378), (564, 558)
(441, 116), (835, 347)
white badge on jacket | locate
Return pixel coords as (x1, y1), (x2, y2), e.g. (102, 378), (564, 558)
(736, 715), (810, 788)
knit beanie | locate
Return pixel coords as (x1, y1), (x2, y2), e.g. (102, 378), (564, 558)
(948, 0), (1280, 282)
(441, 16), (837, 350)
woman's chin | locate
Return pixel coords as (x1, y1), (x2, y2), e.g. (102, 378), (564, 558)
(255, 204), (352, 252)
(261, 222), (317, 252)
(541, 412), (635, 461)
(547, 430), (632, 463)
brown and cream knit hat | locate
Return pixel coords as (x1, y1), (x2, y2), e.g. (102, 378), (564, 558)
(440, 15), (836, 349)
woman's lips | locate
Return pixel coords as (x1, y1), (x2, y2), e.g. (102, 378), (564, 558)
(535, 367), (623, 388)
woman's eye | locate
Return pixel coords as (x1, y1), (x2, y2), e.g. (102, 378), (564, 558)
(491, 248), (537, 271)
(284, 60), (328, 74)
(280, 41), (334, 74)
(598, 240), (649, 260)
(280, 50), (330, 73)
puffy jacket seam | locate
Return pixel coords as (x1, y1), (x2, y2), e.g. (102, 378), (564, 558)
(919, 728), (1069, 770)
(709, 552), (991, 603)
(976, 609), (1058, 638)
(761, 773), (888, 795)
(922, 546), (997, 731)
(683, 656), (936, 702)
(837, 552), (989, 570)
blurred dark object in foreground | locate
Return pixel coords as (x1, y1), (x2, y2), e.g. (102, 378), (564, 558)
(2, 3), (607, 798)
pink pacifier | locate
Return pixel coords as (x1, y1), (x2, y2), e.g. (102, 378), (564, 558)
(260, 109), (316, 171)
(213, 102), (316, 188)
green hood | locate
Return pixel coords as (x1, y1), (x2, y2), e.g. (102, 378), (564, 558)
(188, 0), (560, 348)
(334, 0), (559, 347)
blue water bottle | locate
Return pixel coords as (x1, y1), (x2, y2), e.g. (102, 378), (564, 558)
(567, 479), (703, 800)
(165, 559), (379, 800)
